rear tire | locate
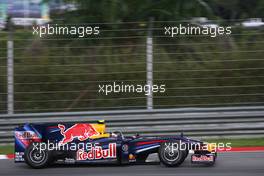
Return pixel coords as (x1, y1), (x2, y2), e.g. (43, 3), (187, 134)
(158, 141), (186, 167)
(24, 142), (52, 169)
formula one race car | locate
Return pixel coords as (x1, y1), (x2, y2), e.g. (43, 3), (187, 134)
(14, 120), (217, 168)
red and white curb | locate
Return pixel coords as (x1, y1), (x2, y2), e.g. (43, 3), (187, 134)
(1, 147), (264, 160)
(0, 154), (14, 160)
(219, 146), (264, 152)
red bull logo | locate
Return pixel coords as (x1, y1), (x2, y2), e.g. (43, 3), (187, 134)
(15, 131), (41, 147)
(192, 155), (214, 162)
(15, 131), (40, 140)
(58, 123), (99, 145)
(76, 143), (116, 160)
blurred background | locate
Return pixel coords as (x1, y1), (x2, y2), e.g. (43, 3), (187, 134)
(0, 0), (263, 145)
(1, 0), (264, 114)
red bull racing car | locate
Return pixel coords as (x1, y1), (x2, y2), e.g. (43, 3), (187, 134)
(14, 120), (217, 168)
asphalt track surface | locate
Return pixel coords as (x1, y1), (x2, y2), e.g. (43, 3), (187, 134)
(0, 152), (263, 176)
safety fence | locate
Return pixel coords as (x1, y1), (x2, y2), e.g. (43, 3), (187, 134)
(1, 20), (264, 114)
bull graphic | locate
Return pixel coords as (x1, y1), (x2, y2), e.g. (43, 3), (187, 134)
(58, 124), (99, 145)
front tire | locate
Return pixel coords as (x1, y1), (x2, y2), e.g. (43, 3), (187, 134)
(24, 142), (52, 169)
(158, 141), (186, 167)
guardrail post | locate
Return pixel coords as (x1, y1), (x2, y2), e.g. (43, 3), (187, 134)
(7, 17), (14, 114)
(146, 17), (154, 110)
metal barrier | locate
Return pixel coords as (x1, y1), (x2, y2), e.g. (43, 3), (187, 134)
(1, 106), (264, 144)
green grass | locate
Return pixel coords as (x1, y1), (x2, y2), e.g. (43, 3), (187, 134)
(0, 138), (263, 154)
(0, 145), (14, 155)
(205, 138), (264, 147)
